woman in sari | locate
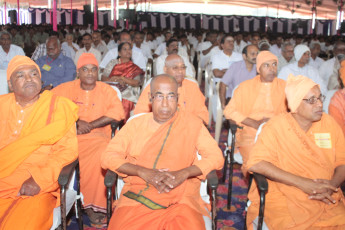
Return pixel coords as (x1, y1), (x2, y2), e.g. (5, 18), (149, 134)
(329, 59), (345, 135)
(102, 42), (144, 121)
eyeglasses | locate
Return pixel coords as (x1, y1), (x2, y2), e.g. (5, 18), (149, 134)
(171, 66), (187, 71)
(151, 94), (177, 102)
(302, 94), (325, 104)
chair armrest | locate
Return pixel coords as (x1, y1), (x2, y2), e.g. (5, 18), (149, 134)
(111, 120), (123, 138)
(104, 170), (118, 188)
(206, 170), (219, 190)
(253, 172), (268, 192)
(58, 159), (78, 187)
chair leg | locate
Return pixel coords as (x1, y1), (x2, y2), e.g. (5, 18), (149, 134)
(221, 150), (229, 183)
(211, 188), (217, 230)
(243, 175), (253, 230)
(106, 187), (112, 226)
(60, 185), (67, 230)
(257, 191), (266, 230)
(76, 163), (83, 230)
(227, 157), (234, 210)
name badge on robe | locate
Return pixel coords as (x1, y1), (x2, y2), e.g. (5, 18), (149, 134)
(42, 64), (51, 71)
(314, 133), (332, 149)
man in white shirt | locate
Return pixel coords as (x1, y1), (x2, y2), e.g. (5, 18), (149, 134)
(211, 34), (243, 79)
(133, 31), (153, 62)
(278, 44), (326, 95)
(318, 41), (345, 87)
(143, 32), (156, 53)
(106, 32), (118, 50)
(308, 42), (324, 70)
(277, 42), (295, 73)
(153, 31), (172, 58)
(155, 38), (195, 78)
(210, 34), (242, 121)
(250, 33), (260, 47)
(61, 33), (79, 61)
(234, 33), (247, 53)
(179, 34), (191, 57)
(100, 32), (147, 71)
(196, 31), (220, 69)
(0, 31), (25, 70)
(269, 35), (283, 57)
(74, 33), (102, 65)
(92, 31), (108, 59)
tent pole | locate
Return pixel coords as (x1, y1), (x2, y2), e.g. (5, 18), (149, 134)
(53, 0), (57, 31)
(94, 0), (98, 30)
(17, 0), (20, 25)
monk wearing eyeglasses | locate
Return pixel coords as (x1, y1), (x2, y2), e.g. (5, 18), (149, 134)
(102, 74), (223, 230)
(134, 54), (209, 125)
(223, 51), (287, 175)
(246, 74), (345, 230)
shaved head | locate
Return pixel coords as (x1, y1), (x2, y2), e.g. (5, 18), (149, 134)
(163, 54), (186, 86)
(149, 74), (179, 124)
(150, 74), (178, 93)
(164, 54), (183, 67)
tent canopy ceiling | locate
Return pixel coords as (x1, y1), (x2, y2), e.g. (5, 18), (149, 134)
(5, 0), (342, 19)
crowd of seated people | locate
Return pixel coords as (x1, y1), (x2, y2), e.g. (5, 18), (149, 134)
(0, 22), (345, 229)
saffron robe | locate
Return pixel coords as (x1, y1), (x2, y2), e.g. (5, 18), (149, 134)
(53, 80), (125, 212)
(246, 113), (345, 230)
(101, 111), (223, 229)
(223, 75), (287, 169)
(0, 91), (78, 230)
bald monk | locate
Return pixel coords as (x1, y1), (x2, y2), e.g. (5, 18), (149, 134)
(52, 53), (125, 224)
(223, 51), (287, 173)
(0, 56), (78, 229)
(247, 74), (345, 229)
(134, 54), (209, 125)
(329, 60), (345, 135)
(101, 75), (224, 230)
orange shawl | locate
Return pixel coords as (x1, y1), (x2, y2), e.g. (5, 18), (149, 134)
(329, 89), (345, 135)
(247, 113), (345, 229)
(0, 91), (78, 179)
(223, 75), (287, 124)
(121, 111), (203, 209)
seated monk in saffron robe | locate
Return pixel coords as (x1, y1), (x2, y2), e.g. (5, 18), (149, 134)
(247, 74), (345, 230)
(101, 42), (144, 121)
(52, 53), (125, 225)
(0, 56), (78, 230)
(133, 54), (209, 125)
(329, 59), (345, 136)
(101, 75), (224, 230)
(223, 51), (287, 174)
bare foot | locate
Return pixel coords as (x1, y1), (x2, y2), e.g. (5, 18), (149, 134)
(85, 208), (106, 225)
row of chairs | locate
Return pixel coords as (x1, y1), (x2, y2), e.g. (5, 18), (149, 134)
(57, 118), (220, 230)
(56, 52), (271, 230)
(195, 54), (269, 230)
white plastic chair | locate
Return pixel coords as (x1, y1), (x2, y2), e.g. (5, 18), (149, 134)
(324, 89), (337, 114)
(0, 70), (9, 95)
(51, 172), (78, 230)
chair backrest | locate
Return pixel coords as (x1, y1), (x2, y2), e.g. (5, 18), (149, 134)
(0, 70), (9, 95)
(324, 89), (337, 114)
(254, 122), (266, 143)
(110, 85), (122, 101)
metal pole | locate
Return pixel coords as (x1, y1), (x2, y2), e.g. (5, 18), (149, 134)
(93, 0), (98, 30)
(17, 0), (20, 25)
(4, 2), (7, 24)
(114, 0), (117, 28)
(53, 0), (57, 31)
